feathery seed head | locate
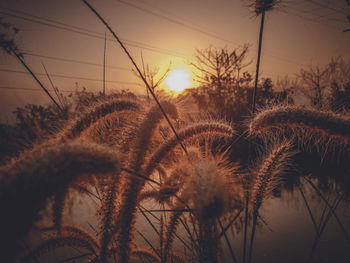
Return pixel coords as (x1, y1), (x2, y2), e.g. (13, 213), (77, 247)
(251, 140), (294, 213)
(130, 100), (178, 172)
(0, 18), (23, 57)
(250, 106), (350, 153)
(0, 142), (121, 261)
(144, 120), (234, 177)
(251, 0), (281, 15)
(181, 153), (239, 221)
(63, 98), (140, 140)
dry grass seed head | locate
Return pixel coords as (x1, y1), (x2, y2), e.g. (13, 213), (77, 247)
(99, 174), (122, 263)
(180, 148), (242, 221)
(79, 111), (140, 148)
(250, 106), (350, 141)
(163, 209), (184, 261)
(144, 120), (235, 178)
(22, 225), (99, 263)
(251, 140), (294, 214)
(249, 0), (282, 15)
(129, 100), (178, 172)
(250, 106), (350, 154)
(0, 142), (121, 261)
(115, 101), (178, 262)
(63, 98), (140, 140)
(131, 248), (161, 263)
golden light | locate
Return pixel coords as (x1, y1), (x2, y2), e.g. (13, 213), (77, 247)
(164, 68), (193, 93)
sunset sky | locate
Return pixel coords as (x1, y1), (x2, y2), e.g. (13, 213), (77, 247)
(0, 0), (349, 121)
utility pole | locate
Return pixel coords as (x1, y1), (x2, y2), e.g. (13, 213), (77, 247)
(103, 32), (107, 95)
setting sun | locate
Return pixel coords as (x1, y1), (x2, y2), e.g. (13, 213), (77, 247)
(164, 68), (193, 93)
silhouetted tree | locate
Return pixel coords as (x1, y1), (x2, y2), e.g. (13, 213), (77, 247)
(297, 63), (330, 109)
(188, 46), (291, 122)
(297, 57), (350, 112)
(327, 57), (350, 112)
(188, 45), (252, 121)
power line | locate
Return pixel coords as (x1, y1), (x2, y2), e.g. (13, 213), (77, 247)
(0, 9), (186, 58)
(0, 85), (125, 93)
(308, 0), (348, 16)
(0, 68), (140, 85)
(290, 7), (345, 26)
(288, 0), (348, 14)
(283, 1), (349, 29)
(0, 5), (313, 68)
(114, 0), (337, 67)
(0, 86), (75, 92)
(22, 52), (131, 71)
(282, 9), (343, 30)
(0, 5), (103, 36)
(133, 0), (212, 31)
(287, 0), (308, 6)
(288, 5), (347, 24)
(0, 4), (339, 71)
(114, 0), (240, 45)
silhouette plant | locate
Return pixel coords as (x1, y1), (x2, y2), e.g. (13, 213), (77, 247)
(0, 18), (64, 114)
(1, 2), (350, 263)
(0, 92), (349, 263)
(248, 0), (281, 113)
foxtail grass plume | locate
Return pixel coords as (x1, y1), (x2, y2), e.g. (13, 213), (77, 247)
(63, 98), (140, 140)
(23, 224), (99, 262)
(0, 142), (121, 262)
(175, 148), (242, 263)
(163, 209), (183, 262)
(249, 106), (350, 148)
(181, 147), (242, 211)
(251, 140), (293, 213)
(79, 111), (138, 148)
(248, 140), (293, 263)
(167, 251), (188, 263)
(131, 248), (161, 263)
(0, 18), (23, 57)
(99, 174), (121, 263)
(250, 0), (281, 15)
(144, 120), (235, 178)
(116, 119), (231, 263)
(129, 101), (178, 172)
(116, 101), (178, 263)
(181, 158), (231, 220)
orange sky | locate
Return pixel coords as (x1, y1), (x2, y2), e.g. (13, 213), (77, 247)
(0, 0), (350, 121)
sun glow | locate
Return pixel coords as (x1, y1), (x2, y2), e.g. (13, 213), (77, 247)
(164, 68), (193, 93)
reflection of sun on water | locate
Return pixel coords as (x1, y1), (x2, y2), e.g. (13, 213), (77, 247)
(164, 68), (193, 93)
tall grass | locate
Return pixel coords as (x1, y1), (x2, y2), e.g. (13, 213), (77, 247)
(1, 96), (348, 262)
(0, 142), (121, 262)
(0, 2), (349, 262)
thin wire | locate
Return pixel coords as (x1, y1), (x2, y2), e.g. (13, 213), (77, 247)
(282, 9), (343, 30)
(22, 52), (131, 71)
(288, 5), (347, 24)
(81, 0), (188, 155)
(0, 10), (186, 58)
(0, 5), (318, 67)
(0, 86), (75, 92)
(308, 0), (348, 16)
(114, 0), (240, 45)
(0, 68), (140, 85)
(14, 53), (63, 113)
